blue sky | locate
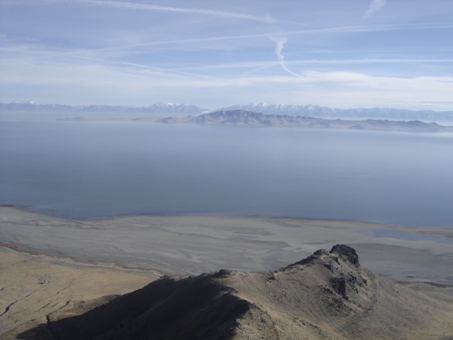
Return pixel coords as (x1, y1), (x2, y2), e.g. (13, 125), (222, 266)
(0, 0), (452, 110)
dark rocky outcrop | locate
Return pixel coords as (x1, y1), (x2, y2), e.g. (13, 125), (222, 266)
(330, 244), (360, 266)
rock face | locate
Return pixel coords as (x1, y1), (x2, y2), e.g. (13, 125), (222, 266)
(16, 245), (453, 340)
(330, 244), (360, 266)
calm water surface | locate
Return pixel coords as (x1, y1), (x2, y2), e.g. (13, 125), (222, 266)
(0, 120), (452, 226)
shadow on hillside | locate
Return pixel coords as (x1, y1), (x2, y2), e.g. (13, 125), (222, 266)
(18, 273), (249, 340)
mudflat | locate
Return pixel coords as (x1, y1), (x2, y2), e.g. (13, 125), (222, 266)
(1, 206), (453, 282)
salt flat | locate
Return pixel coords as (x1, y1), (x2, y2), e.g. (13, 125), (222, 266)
(1, 206), (452, 283)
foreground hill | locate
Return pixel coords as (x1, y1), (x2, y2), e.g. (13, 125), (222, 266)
(16, 245), (453, 340)
(158, 110), (453, 132)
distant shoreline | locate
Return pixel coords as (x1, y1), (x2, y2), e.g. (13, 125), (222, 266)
(2, 108), (453, 132)
(46, 114), (453, 132)
(2, 101), (453, 123)
(3, 204), (452, 229)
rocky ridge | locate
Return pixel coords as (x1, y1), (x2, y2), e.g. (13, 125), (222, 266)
(14, 245), (453, 340)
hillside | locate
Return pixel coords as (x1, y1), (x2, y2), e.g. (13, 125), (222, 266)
(14, 245), (453, 340)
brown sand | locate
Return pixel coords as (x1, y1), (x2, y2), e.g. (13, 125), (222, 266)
(0, 247), (159, 338)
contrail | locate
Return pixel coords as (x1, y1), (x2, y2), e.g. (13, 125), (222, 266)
(273, 37), (302, 78)
(362, 0), (387, 20)
(77, 0), (278, 23)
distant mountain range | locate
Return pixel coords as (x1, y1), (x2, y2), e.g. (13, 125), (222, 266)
(2, 101), (453, 123)
(158, 110), (453, 133)
(220, 103), (453, 122)
(0, 101), (210, 115)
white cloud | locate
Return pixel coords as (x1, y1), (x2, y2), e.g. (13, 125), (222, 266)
(362, 0), (387, 20)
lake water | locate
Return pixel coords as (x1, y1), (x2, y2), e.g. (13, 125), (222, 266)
(1, 121), (452, 226)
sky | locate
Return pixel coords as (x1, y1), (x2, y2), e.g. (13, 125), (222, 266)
(0, 0), (452, 110)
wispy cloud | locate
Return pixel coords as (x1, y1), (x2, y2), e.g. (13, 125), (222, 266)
(270, 36), (302, 78)
(88, 22), (453, 54)
(76, 0), (279, 24)
(1, 0), (452, 110)
(2, 49), (452, 110)
(362, 0), (387, 20)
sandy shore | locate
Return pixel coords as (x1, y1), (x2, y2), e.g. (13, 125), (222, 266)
(1, 206), (452, 283)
